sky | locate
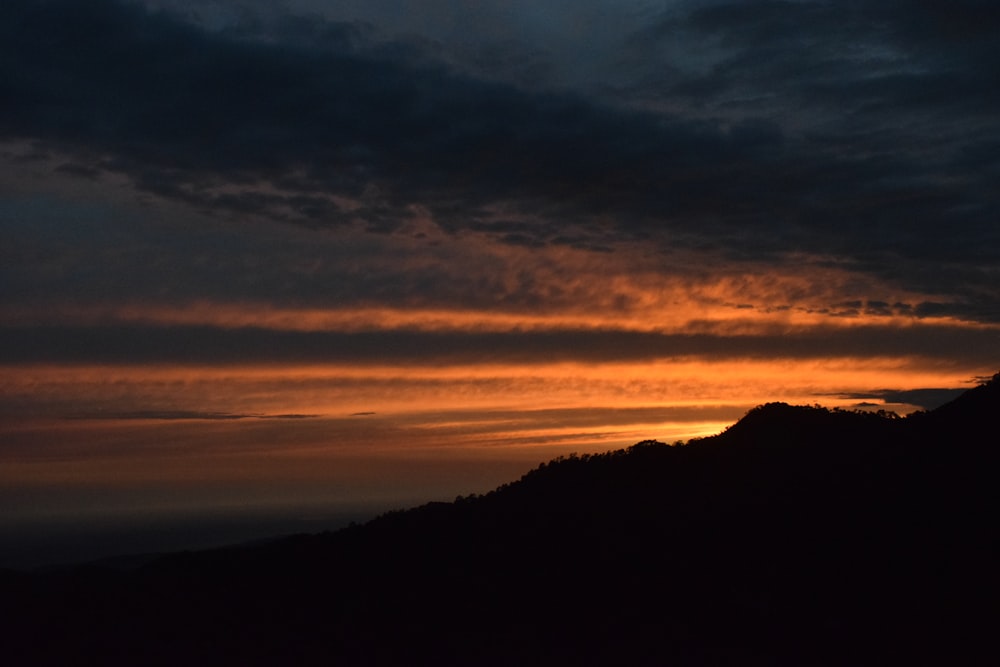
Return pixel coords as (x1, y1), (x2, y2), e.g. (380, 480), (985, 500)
(2, 0), (999, 565)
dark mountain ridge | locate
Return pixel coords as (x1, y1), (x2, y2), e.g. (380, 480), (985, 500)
(3, 375), (999, 665)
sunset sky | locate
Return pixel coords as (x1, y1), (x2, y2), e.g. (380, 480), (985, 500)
(3, 0), (999, 565)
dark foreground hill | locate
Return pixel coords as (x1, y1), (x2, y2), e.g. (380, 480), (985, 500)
(3, 376), (999, 666)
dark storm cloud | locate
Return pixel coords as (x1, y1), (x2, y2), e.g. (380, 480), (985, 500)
(2, 322), (997, 366)
(2, 0), (756, 236)
(1, 0), (999, 307)
(625, 1), (1000, 269)
(53, 163), (103, 180)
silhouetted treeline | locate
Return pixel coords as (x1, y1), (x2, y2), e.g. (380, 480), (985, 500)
(3, 374), (999, 665)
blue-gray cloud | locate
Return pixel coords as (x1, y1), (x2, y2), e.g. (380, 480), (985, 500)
(1, 0), (999, 317)
(2, 323), (997, 366)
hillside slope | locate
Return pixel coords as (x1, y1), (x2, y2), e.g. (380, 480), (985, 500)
(4, 375), (999, 665)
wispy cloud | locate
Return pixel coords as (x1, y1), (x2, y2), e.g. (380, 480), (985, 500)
(65, 410), (320, 421)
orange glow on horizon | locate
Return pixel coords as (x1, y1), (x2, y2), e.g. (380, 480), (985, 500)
(2, 356), (987, 420)
(4, 224), (995, 516)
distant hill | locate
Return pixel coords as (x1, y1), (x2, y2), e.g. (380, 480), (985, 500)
(4, 374), (999, 666)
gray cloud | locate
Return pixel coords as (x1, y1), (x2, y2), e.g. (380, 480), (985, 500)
(2, 322), (997, 367)
(1, 0), (999, 317)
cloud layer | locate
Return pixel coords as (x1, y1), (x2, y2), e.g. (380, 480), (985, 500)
(3, 0), (999, 409)
(2, 0), (998, 310)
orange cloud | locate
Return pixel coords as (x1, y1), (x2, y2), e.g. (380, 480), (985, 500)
(2, 356), (985, 421)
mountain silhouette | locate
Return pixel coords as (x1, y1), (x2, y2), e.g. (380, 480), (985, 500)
(3, 374), (998, 666)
